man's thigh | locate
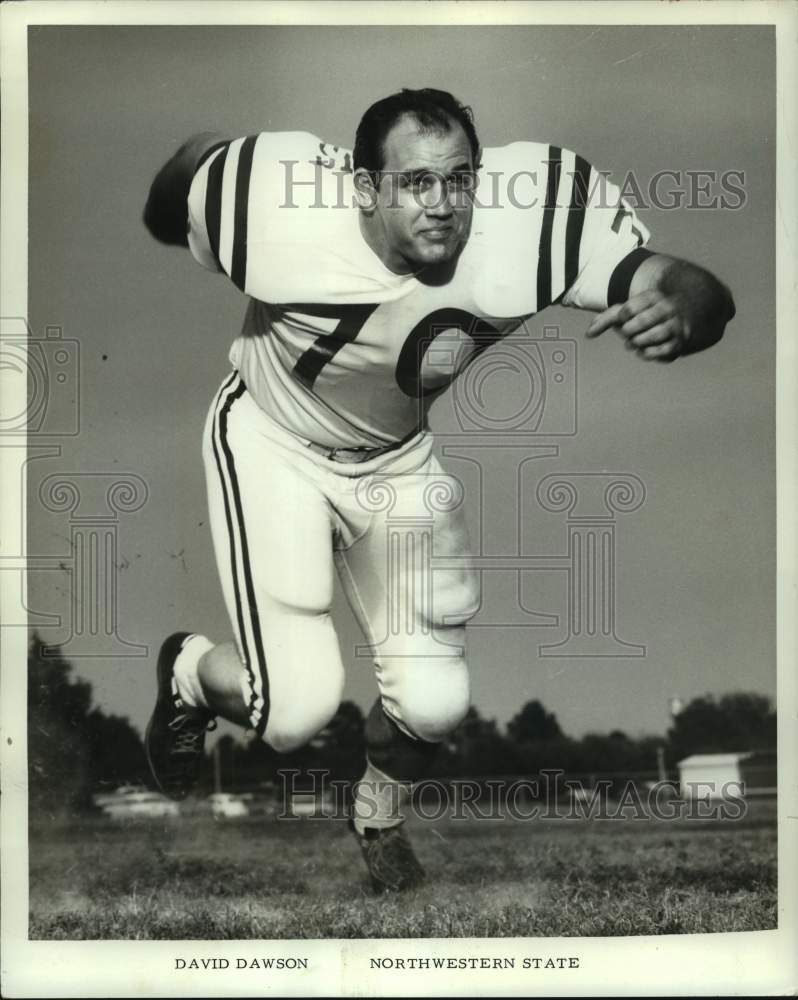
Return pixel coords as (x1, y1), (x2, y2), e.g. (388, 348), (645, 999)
(334, 453), (479, 738)
(202, 375), (344, 745)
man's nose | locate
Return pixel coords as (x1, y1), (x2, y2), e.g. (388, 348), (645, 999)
(422, 179), (455, 215)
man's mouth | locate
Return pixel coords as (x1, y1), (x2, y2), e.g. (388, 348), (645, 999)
(419, 225), (454, 241)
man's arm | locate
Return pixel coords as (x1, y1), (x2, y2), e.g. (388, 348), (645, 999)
(143, 132), (228, 246)
(585, 253), (735, 361)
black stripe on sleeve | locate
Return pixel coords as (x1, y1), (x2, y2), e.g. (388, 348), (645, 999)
(230, 135), (258, 292)
(564, 155), (591, 291)
(205, 146), (228, 267)
(196, 140), (230, 171)
(536, 146), (562, 312)
(607, 247), (656, 306)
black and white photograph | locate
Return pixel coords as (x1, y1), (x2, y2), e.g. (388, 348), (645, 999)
(1, 1), (796, 996)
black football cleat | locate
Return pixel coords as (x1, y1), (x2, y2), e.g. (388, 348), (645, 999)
(145, 632), (216, 800)
(349, 819), (426, 894)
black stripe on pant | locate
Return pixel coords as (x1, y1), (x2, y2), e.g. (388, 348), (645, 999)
(210, 373), (270, 738)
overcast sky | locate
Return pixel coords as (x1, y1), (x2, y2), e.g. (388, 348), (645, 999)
(25, 24), (775, 744)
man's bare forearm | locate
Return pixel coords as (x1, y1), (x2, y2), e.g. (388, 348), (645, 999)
(143, 132), (227, 246)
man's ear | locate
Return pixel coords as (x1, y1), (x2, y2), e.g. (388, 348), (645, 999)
(354, 168), (378, 212)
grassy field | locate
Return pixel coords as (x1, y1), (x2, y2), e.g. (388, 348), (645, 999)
(29, 803), (777, 940)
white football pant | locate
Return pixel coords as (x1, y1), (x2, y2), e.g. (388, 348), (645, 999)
(203, 372), (479, 752)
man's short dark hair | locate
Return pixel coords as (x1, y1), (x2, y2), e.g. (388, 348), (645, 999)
(353, 88), (481, 177)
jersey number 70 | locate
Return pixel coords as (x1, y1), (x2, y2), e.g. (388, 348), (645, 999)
(291, 304), (501, 399)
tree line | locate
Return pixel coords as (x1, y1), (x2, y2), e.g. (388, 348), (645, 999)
(27, 634), (777, 814)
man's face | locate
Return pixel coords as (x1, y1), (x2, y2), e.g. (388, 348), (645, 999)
(361, 115), (476, 275)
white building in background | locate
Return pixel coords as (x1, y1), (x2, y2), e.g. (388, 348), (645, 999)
(93, 786), (180, 819)
(677, 751), (777, 799)
(208, 792), (249, 818)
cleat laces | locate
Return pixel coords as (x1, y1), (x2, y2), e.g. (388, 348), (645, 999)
(169, 714), (217, 755)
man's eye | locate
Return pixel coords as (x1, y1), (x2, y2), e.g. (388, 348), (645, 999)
(411, 173), (436, 193)
(450, 172), (476, 190)
(399, 171), (477, 193)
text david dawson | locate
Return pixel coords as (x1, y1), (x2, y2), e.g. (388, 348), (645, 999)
(175, 957), (308, 970)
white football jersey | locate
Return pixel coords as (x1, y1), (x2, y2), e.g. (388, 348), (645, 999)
(188, 131), (650, 447)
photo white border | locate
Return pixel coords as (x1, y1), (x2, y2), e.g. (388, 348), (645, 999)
(1, 2), (796, 996)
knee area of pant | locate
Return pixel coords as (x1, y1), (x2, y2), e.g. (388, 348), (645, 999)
(264, 713), (325, 754)
(263, 685), (343, 754)
(264, 725), (310, 755)
(398, 680), (471, 743)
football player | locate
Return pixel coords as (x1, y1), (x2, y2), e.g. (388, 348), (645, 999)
(143, 88), (734, 893)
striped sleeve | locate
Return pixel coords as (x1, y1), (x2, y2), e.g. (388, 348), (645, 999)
(187, 135), (259, 291)
(555, 151), (651, 312)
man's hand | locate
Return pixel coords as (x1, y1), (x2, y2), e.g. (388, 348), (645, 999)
(586, 288), (691, 361)
(585, 254), (735, 362)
